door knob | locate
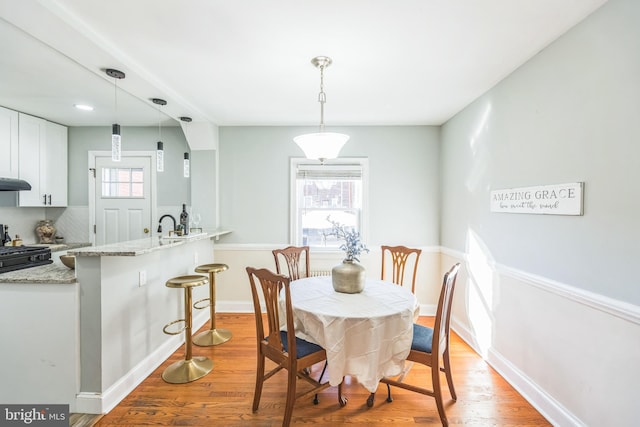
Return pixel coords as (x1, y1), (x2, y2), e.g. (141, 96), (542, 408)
(144, 228), (149, 234)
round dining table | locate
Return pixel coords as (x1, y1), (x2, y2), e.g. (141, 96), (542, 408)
(285, 276), (420, 393)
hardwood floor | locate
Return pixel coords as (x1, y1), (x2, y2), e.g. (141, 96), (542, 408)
(93, 313), (550, 426)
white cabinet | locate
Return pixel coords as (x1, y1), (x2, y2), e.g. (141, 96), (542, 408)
(18, 113), (68, 207)
(0, 106), (19, 178)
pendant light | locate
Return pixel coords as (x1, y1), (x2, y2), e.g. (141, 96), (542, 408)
(152, 98), (167, 172)
(294, 56), (349, 164)
(180, 117), (192, 178)
(106, 68), (125, 161)
(183, 153), (190, 178)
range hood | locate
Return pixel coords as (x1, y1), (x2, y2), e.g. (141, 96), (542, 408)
(0, 177), (32, 191)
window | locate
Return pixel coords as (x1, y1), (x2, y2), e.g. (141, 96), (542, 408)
(101, 167), (144, 198)
(290, 158), (368, 249)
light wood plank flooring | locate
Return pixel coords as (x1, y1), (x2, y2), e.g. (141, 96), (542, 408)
(86, 313), (550, 426)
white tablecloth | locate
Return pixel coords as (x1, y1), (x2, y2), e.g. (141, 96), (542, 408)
(285, 277), (419, 392)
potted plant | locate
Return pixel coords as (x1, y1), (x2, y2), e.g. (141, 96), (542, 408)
(326, 217), (369, 293)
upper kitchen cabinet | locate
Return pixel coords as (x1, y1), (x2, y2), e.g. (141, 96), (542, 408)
(0, 106), (19, 178)
(18, 113), (68, 207)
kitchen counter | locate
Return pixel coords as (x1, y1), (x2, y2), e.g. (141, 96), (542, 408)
(0, 242), (90, 284)
(0, 262), (76, 284)
(0, 227), (230, 414)
(31, 242), (92, 252)
(68, 228), (231, 257)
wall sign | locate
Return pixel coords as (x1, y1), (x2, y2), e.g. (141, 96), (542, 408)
(490, 182), (584, 215)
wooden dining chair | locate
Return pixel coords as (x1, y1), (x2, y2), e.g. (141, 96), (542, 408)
(246, 267), (331, 427)
(381, 245), (422, 293)
(377, 263), (461, 427)
(272, 246), (310, 280)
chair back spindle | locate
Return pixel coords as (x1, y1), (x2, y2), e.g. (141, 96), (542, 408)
(273, 246), (310, 280)
(381, 245), (422, 293)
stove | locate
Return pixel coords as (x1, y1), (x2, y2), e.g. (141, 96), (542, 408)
(0, 245), (52, 274)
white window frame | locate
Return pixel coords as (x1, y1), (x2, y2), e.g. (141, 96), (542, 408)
(289, 157), (369, 250)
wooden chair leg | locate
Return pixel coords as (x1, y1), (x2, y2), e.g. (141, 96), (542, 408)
(443, 348), (457, 401)
(432, 365), (448, 427)
(283, 369), (297, 427)
(252, 355), (265, 412)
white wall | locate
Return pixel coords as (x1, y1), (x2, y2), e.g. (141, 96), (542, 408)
(440, 0), (640, 425)
(217, 125), (440, 246)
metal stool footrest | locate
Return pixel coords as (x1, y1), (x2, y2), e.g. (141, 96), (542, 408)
(163, 318), (186, 335)
(193, 297), (212, 310)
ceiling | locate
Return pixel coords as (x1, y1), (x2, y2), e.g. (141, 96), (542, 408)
(0, 0), (608, 128)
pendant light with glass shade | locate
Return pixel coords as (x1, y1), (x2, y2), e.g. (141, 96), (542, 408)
(294, 56), (349, 164)
(152, 98), (167, 172)
(105, 68), (125, 161)
(180, 117), (192, 178)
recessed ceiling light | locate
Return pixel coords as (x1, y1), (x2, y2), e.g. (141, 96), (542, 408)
(74, 104), (94, 111)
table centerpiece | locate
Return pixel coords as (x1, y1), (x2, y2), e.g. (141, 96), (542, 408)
(326, 217), (369, 293)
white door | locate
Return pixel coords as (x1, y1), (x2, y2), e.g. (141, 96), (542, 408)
(94, 155), (153, 245)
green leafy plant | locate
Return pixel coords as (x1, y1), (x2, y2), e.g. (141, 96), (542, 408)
(326, 216), (369, 262)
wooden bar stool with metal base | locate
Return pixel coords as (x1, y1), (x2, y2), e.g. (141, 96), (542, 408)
(193, 263), (232, 346)
(162, 274), (213, 383)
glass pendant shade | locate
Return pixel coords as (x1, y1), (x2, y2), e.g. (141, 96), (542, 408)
(106, 69), (125, 162)
(294, 132), (349, 162)
(183, 153), (190, 178)
(156, 141), (164, 172)
(111, 124), (121, 162)
(152, 98), (167, 172)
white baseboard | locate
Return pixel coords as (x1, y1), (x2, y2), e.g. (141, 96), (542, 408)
(75, 310), (209, 414)
(451, 295), (586, 427)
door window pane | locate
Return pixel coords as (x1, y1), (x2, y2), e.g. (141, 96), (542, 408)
(101, 167), (144, 198)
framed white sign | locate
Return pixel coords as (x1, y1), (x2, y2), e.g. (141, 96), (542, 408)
(490, 182), (584, 215)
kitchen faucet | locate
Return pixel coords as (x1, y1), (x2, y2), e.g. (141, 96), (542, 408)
(157, 214), (177, 234)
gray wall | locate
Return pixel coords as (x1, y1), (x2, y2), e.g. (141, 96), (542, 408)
(68, 126), (191, 207)
(440, 0), (639, 304)
(217, 125), (440, 246)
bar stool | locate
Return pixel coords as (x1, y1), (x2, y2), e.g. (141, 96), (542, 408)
(193, 263), (232, 346)
(162, 274), (213, 383)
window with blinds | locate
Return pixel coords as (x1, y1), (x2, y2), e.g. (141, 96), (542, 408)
(290, 158), (368, 249)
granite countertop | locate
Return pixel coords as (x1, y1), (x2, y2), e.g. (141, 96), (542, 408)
(0, 229), (232, 284)
(68, 228), (231, 257)
(0, 262), (76, 284)
(31, 242), (92, 252)
(0, 242), (91, 284)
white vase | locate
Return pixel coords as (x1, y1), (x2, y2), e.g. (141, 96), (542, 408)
(332, 259), (366, 294)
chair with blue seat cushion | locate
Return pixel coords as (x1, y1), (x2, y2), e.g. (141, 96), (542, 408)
(379, 263), (461, 427)
(246, 267), (332, 427)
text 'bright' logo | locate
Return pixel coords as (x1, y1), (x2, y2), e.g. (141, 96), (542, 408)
(1, 405), (68, 426)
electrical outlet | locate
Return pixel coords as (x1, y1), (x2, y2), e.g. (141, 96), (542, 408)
(139, 270), (147, 287)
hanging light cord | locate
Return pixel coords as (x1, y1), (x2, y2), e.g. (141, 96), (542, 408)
(158, 105), (162, 140)
(318, 63), (326, 133)
(113, 78), (118, 123)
